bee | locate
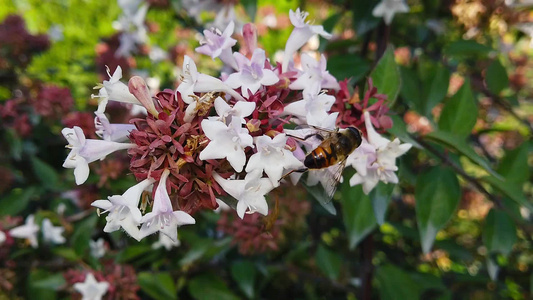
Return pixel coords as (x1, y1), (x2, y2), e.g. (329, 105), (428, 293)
(286, 126), (363, 202)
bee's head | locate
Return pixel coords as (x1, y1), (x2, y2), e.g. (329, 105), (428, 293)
(347, 127), (363, 147)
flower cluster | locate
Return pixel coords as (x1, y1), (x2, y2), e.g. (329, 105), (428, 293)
(61, 8), (411, 243)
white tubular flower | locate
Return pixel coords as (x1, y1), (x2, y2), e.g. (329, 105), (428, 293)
(245, 134), (304, 187)
(73, 273), (109, 300)
(114, 3), (148, 57)
(177, 55), (245, 103)
(9, 215), (40, 248)
(282, 85), (335, 124)
(224, 49), (279, 98)
(195, 21), (238, 70)
(289, 53), (340, 94)
(213, 172), (274, 219)
(139, 170), (195, 241)
(94, 113), (136, 142)
(282, 8), (332, 72)
(42, 219), (66, 244)
(372, 0), (409, 25)
(62, 127), (136, 185)
(93, 66), (141, 113)
(348, 111), (412, 194)
(214, 96), (255, 125)
(199, 117), (254, 172)
(90, 238), (106, 258)
(91, 178), (155, 240)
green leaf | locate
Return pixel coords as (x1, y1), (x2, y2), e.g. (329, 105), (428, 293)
(375, 265), (421, 300)
(485, 59), (509, 95)
(444, 40), (493, 57)
(315, 244), (342, 281)
(351, 0), (380, 35)
(230, 261), (256, 299)
(370, 182), (395, 225)
(240, 0), (257, 22)
(188, 273), (239, 300)
(496, 142), (529, 185)
(51, 247), (79, 261)
(341, 184), (377, 249)
(415, 167), (460, 254)
(70, 214), (98, 256)
(483, 209), (517, 257)
(482, 175), (532, 211)
(117, 245), (153, 263)
(424, 64), (450, 116)
(388, 115), (421, 148)
(32, 274), (66, 290)
(371, 46), (401, 105)
(138, 272), (177, 300)
(179, 239), (211, 267)
(328, 54), (370, 83)
(0, 187), (36, 216)
(438, 81), (478, 137)
(424, 131), (500, 178)
(400, 66), (423, 112)
(303, 181), (336, 215)
(31, 156), (59, 190)
(27, 270), (57, 300)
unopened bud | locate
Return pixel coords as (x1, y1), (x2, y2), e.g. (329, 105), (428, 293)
(246, 119), (261, 133)
(128, 76), (159, 117)
(242, 23), (257, 57)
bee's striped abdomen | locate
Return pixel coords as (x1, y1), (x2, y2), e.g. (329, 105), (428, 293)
(304, 145), (338, 169)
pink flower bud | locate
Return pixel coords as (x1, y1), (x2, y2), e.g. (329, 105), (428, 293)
(128, 76), (158, 117)
(242, 23), (257, 57)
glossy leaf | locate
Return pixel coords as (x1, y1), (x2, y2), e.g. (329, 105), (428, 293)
(424, 64), (450, 116)
(71, 214), (98, 256)
(400, 66), (423, 112)
(138, 272), (177, 300)
(328, 54), (370, 83)
(315, 244), (342, 281)
(341, 184), (377, 249)
(371, 46), (401, 105)
(370, 182), (395, 225)
(483, 209), (516, 257)
(230, 261), (256, 299)
(415, 167), (460, 254)
(188, 273), (239, 300)
(485, 59), (509, 95)
(438, 81), (478, 137)
(375, 264), (421, 300)
(424, 131), (500, 178)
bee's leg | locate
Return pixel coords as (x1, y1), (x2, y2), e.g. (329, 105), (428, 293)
(279, 168), (308, 182)
(287, 133), (324, 141)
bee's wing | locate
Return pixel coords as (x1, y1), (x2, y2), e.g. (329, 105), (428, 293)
(302, 160), (346, 215)
(323, 158), (347, 201)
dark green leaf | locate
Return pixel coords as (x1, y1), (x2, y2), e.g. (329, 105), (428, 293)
(424, 131), (500, 178)
(400, 66), (423, 112)
(444, 40), (493, 57)
(388, 115), (421, 148)
(328, 54), (370, 82)
(188, 273), (239, 300)
(371, 46), (401, 105)
(438, 81), (478, 137)
(32, 274), (66, 290)
(117, 245), (153, 263)
(31, 156), (59, 190)
(303, 181), (336, 215)
(179, 238), (211, 267)
(483, 209), (517, 257)
(424, 64), (450, 116)
(351, 0), (380, 35)
(6, 129), (23, 160)
(485, 59), (509, 95)
(315, 244), (342, 281)
(375, 265), (421, 300)
(341, 184), (377, 249)
(71, 214), (98, 256)
(415, 167), (460, 254)
(0, 187), (36, 216)
(51, 247), (79, 261)
(138, 272), (177, 300)
(240, 0), (257, 22)
(370, 182), (395, 225)
(27, 270), (57, 300)
(231, 261), (256, 299)
(482, 176), (532, 211)
(496, 142), (529, 185)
